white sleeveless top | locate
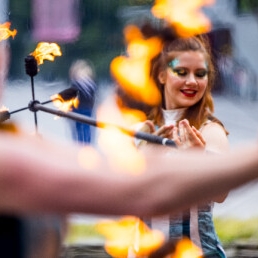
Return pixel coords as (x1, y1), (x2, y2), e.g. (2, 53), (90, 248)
(162, 108), (186, 126)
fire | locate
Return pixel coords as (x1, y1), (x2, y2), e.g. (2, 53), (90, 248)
(0, 105), (9, 111)
(30, 42), (62, 65)
(151, 0), (215, 37)
(98, 126), (146, 175)
(51, 93), (79, 113)
(96, 96), (146, 175)
(170, 238), (202, 258)
(119, 107), (147, 126)
(110, 25), (162, 106)
(0, 22), (17, 41)
(96, 216), (165, 257)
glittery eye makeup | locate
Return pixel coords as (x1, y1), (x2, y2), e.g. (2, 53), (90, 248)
(168, 59), (208, 78)
(168, 59), (183, 77)
(195, 69), (208, 78)
(168, 59), (179, 69)
(172, 68), (187, 76)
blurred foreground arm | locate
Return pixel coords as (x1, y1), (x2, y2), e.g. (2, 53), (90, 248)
(0, 130), (257, 217)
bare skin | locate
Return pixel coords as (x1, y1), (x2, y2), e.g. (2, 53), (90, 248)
(0, 128), (257, 217)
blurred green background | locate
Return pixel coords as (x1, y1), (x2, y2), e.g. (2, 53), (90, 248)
(8, 0), (154, 83)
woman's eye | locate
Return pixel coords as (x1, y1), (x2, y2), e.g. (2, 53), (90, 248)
(195, 70), (208, 78)
(173, 68), (187, 76)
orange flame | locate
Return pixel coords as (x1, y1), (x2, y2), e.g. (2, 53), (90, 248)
(152, 0), (215, 37)
(110, 25), (162, 106)
(51, 93), (79, 113)
(0, 22), (17, 42)
(170, 238), (202, 258)
(30, 42), (62, 65)
(96, 216), (165, 257)
(96, 96), (146, 175)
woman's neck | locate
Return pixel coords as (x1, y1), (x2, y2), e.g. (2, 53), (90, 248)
(162, 108), (186, 125)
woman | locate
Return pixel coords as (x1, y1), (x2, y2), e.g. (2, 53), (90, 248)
(137, 35), (229, 257)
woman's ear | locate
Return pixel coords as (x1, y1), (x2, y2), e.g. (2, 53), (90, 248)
(158, 71), (166, 84)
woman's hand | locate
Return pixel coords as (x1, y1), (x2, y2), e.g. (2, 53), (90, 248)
(153, 124), (174, 139)
(136, 120), (174, 147)
(137, 120), (174, 138)
(173, 119), (206, 150)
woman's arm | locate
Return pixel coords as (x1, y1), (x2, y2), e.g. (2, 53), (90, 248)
(201, 122), (230, 154)
(200, 121), (230, 202)
(1, 130), (258, 217)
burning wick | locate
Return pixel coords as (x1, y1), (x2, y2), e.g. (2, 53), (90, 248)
(51, 87), (79, 112)
(25, 55), (38, 77)
(0, 88), (79, 123)
(0, 110), (10, 123)
(53, 87), (79, 102)
(30, 42), (62, 65)
(24, 42), (62, 132)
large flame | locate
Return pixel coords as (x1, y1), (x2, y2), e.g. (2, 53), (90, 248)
(30, 42), (62, 65)
(96, 216), (165, 257)
(0, 22), (17, 42)
(110, 25), (162, 106)
(171, 238), (202, 258)
(96, 95), (146, 175)
(152, 0), (215, 37)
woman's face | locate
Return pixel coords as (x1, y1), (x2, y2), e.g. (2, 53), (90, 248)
(159, 51), (208, 110)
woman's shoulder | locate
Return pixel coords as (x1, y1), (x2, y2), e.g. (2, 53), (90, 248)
(201, 120), (230, 153)
(202, 115), (229, 136)
(201, 120), (228, 136)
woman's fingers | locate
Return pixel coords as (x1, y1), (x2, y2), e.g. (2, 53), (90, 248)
(192, 126), (206, 145)
(154, 124), (174, 138)
(175, 120), (206, 149)
(139, 119), (205, 150)
(172, 126), (181, 146)
(139, 120), (156, 134)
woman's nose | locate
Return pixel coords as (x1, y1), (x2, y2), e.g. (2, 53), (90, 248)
(185, 73), (198, 85)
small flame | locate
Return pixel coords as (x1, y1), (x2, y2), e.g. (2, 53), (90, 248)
(0, 105), (9, 111)
(30, 42), (62, 65)
(96, 216), (165, 257)
(51, 93), (79, 113)
(171, 238), (202, 258)
(0, 22), (17, 42)
(152, 0), (215, 37)
(110, 25), (162, 106)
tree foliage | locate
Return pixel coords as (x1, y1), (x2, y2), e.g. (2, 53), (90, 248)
(8, 0), (153, 82)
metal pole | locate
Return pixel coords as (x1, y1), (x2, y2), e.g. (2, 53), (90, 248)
(30, 101), (176, 147)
